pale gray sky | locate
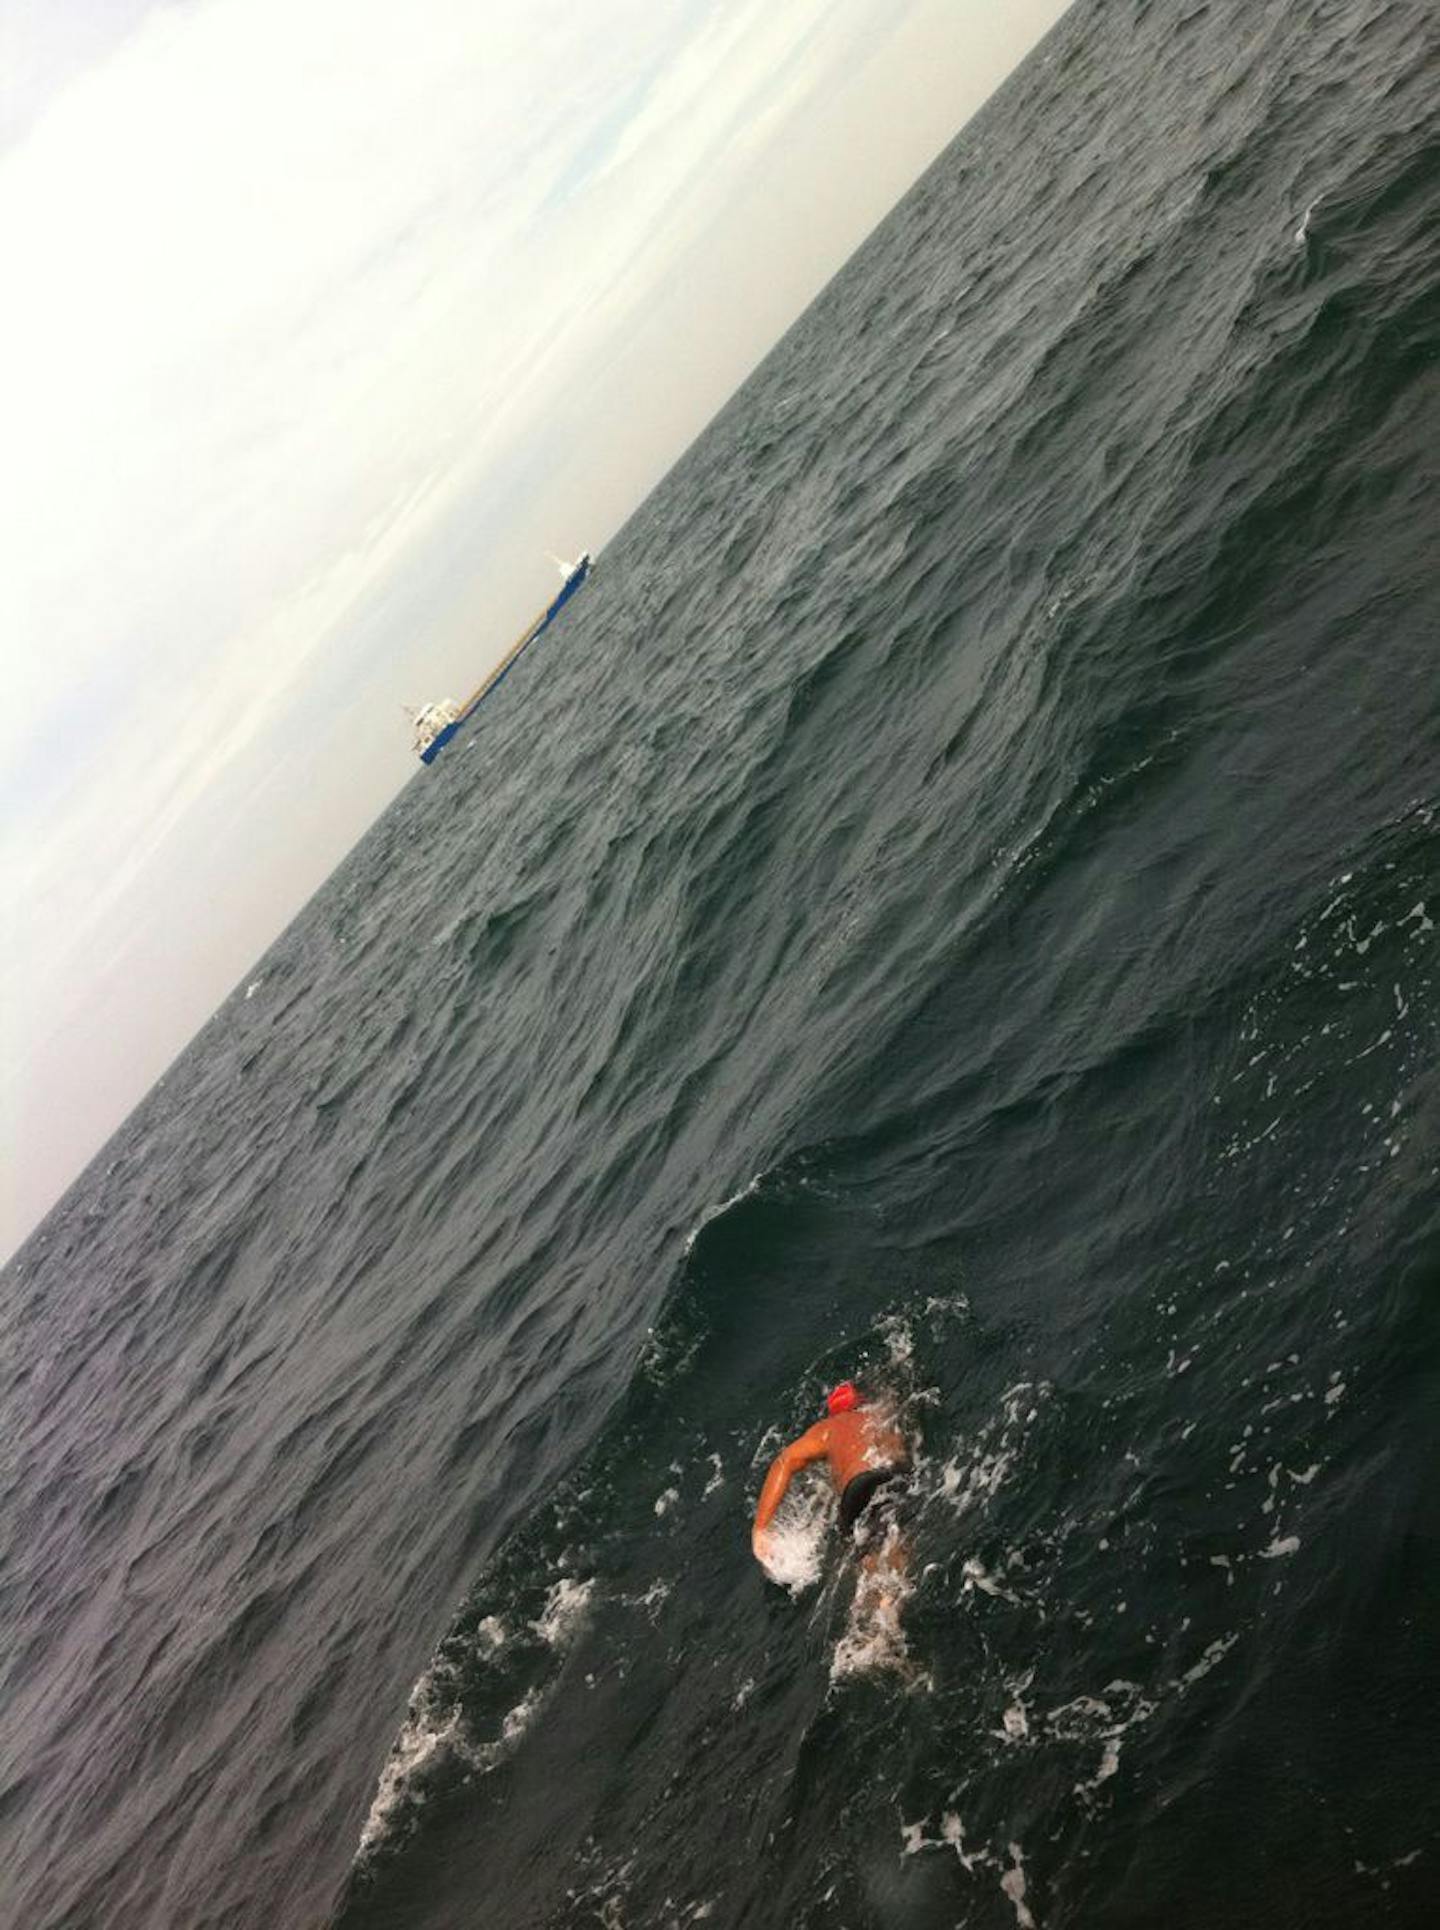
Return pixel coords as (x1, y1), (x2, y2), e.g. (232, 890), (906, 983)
(2, 0), (1068, 1258)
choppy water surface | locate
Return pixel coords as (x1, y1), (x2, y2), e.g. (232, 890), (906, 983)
(3, 0), (1438, 1924)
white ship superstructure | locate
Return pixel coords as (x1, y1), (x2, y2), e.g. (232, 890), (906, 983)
(404, 698), (462, 759)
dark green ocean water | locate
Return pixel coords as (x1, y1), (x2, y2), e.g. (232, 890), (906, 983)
(3, 1), (1438, 1924)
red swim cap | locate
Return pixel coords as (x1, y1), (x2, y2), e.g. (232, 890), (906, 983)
(826, 1381), (860, 1416)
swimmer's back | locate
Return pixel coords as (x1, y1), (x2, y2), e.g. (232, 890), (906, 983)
(823, 1407), (908, 1489)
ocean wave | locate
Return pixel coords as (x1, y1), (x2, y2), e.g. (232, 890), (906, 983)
(355, 1573), (595, 1860)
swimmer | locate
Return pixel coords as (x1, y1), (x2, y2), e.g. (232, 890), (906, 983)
(751, 1382), (913, 1599)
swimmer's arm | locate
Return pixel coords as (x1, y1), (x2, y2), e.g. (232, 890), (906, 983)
(752, 1423), (830, 1556)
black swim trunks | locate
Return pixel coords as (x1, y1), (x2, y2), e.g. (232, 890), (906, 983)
(838, 1465), (909, 1536)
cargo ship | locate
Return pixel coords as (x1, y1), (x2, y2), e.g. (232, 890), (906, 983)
(406, 551), (592, 764)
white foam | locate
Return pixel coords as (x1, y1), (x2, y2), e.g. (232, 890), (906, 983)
(1259, 1535), (1300, 1560)
(568, 1853), (638, 1927)
(830, 1519), (915, 1679)
(900, 1810), (986, 1873)
(961, 1557), (1020, 1603)
(922, 1290), (971, 1321)
(1075, 1733), (1123, 1798)
(627, 1578), (671, 1618)
(654, 1486), (680, 1517)
(757, 1520), (824, 1593)
(1175, 1632), (1239, 1691)
(359, 1576), (595, 1858)
(357, 1698), (463, 1852)
(1046, 1679), (1156, 1800)
(936, 1382), (1047, 1523)
(532, 1575), (595, 1645)
(755, 1480), (831, 1595)
(499, 1684), (544, 1743)
(1045, 1692), (1114, 1730)
(878, 1310), (916, 1371)
(702, 1453), (725, 1497)
(942, 1813), (985, 1871)
(1000, 1843), (1035, 1928)
(999, 1702), (1030, 1742)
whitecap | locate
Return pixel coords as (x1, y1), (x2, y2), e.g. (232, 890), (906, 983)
(532, 1574), (595, 1645)
(357, 1696), (464, 1853)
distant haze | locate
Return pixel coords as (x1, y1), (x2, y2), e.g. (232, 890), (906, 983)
(1, 0), (1068, 1258)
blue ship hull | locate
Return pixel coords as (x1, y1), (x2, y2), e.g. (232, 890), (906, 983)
(418, 719), (463, 763)
(419, 555), (592, 764)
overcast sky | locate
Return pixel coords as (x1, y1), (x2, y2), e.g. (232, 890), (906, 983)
(1, 0), (1068, 1258)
